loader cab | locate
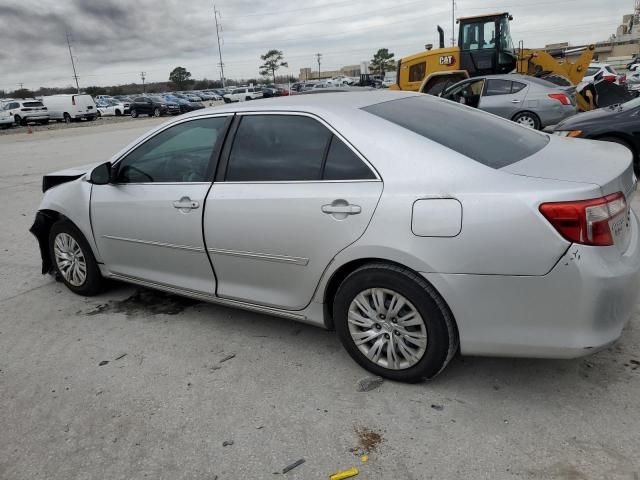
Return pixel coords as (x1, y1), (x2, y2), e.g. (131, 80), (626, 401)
(458, 13), (517, 77)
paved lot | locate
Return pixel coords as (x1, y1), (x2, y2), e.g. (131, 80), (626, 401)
(1, 118), (639, 480)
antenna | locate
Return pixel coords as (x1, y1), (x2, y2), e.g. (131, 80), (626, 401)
(214, 4), (226, 88)
(140, 72), (146, 93)
(66, 31), (80, 93)
(316, 53), (322, 81)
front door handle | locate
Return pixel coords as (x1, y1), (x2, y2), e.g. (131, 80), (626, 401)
(173, 196), (199, 211)
(511, 99), (521, 103)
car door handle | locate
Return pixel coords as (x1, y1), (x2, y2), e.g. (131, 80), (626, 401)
(173, 197), (199, 210)
(321, 203), (361, 215)
(511, 99), (521, 103)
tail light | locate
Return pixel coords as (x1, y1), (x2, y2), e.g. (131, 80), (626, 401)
(604, 74), (617, 83)
(548, 93), (570, 105)
(72, 96), (76, 105)
(620, 74), (627, 84)
(539, 192), (626, 246)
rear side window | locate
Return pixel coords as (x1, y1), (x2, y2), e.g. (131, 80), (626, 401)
(363, 96), (548, 169)
(23, 102), (44, 107)
(586, 67), (599, 76)
(323, 136), (376, 180)
(484, 79), (512, 96)
(511, 81), (526, 93)
(227, 115), (331, 181)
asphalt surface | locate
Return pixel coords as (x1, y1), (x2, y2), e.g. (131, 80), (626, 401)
(1, 118), (639, 480)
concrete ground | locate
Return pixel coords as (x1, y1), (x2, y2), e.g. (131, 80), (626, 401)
(1, 118), (639, 480)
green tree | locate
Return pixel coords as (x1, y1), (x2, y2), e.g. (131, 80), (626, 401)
(259, 50), (288, 84)
(169, 66), (193, 90)
(370, 48), (396, 78)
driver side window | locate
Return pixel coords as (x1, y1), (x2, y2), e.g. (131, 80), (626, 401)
(115, 116), (229, 183)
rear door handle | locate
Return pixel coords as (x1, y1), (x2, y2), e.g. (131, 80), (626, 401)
(322, 204), (361, 215)
(173, 196), (199, 211)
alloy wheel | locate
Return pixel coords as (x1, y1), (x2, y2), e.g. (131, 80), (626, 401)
(53, 233), (87, 287)
(515, 115), (536, 129)
(347, 288), (427, 370)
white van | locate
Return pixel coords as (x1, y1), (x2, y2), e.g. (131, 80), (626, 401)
(42, 94), (98, 123)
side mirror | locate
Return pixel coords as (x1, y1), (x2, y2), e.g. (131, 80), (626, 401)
(89, 162), (112, 185)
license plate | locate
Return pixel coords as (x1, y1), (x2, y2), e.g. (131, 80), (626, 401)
(610, 208), (631, 247)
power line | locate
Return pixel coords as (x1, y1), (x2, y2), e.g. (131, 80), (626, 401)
(214, 4), (226, 87)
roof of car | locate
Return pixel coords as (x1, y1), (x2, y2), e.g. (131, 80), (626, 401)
(184, 90), (421, 119)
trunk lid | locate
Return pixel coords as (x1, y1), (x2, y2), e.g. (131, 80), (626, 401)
(503, 135), (636, 199)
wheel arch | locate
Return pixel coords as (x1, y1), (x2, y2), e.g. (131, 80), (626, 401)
(321, 257), (457, 339)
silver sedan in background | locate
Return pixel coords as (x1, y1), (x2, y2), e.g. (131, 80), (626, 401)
(441, 74), (578, 129)
(30, 91), (640, 382)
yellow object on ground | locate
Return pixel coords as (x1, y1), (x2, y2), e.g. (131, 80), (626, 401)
(360, 454), (368, 463)
(329, 467), (359, 480)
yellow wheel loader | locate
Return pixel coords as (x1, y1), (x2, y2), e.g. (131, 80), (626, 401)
(390, 12), (630, 111)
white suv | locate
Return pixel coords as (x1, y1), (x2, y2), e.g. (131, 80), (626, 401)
(223, 87), (263, 103)
(581, 63), (625, 86)
(3, 99), (50, 125)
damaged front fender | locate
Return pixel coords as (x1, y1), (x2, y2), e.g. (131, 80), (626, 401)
(29, 211), (58, 274)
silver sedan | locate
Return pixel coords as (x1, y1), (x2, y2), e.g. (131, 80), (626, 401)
(441, 74), (578, 129)
(30, 91), (640, 382)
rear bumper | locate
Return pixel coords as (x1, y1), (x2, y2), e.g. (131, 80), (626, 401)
(24, 114), (49, 121)
(423, 210), (640, 358)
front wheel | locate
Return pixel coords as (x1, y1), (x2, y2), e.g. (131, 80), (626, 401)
(63, 113), (72, 124)
(512, 111), (541, 130)
(49, 220), (104, 296)
(131, 109), (138, 118)
(153, 107), (161, 117)
(333, 263), (458, 383)
(15, 115), (25, 126)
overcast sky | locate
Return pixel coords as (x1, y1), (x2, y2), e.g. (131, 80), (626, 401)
(0, 0), (632, 91)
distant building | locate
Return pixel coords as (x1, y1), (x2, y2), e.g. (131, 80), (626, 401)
(298, 64), (362, 81)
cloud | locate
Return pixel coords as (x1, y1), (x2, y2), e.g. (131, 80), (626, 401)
(0, 0), (632, 90)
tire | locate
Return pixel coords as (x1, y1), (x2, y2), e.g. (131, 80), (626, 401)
(599, 136), (638, 175)
(512, 111), (541, 130)
(115, 109), (121, 116)
(63, 113), (72, 124)
(131, 109), (138, 118)
(48, 220), (104, 296)
(96, 110), (102, 117)
(15, 115), (25, 126)
(333, 263), (458, 383)
(245, 96), (252, 101)
(153, 107), (161, 117)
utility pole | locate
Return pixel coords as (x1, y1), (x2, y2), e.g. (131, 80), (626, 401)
(451, 0), (456, 46)
(316, 53), (322, 81)
(18, 82), (24, 89)
(66, 31), (80, 93)
(214, 4), (226, 88)
(140, 72), (146, 93)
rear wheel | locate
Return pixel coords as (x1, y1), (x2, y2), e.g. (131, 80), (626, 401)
(512, 111), (541, 130)
(115, 109), (121, 116)
(333, 263), (458, 382)
(49, 220), (104, 296)
(131, 109), (138, 118)
(15, 115), (25, 126)
(599, 136), (638, 175)
(153, 107), (161, 117)
(63, 113), (72, 124)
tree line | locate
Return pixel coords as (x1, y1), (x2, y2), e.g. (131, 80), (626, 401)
(2, 48), (397, 99)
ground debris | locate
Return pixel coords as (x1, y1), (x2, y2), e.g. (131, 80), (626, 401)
(220, 353), (236, 363)
(282, 458), (305, 474)
(356, 376), (384, 392)
(98, 360), (109, 366)
(350, 426), (383, 455)
(222, 440), (234, 447)
(114, 353), (127, 361)
(431, 404), (444, 411)
(330, 467), (359, 479)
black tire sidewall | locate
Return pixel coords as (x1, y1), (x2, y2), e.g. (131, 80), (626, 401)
(334, 266), (451, 382)
(131, 110), (138, 118)
(48, 220), (103, 296)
